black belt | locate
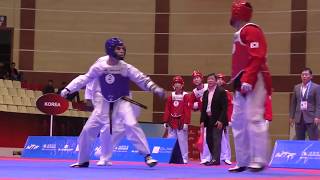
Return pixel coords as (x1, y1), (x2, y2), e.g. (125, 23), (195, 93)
(109, 102), (114, 134)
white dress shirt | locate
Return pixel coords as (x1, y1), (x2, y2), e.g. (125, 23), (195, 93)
(206, 85), (217, 113)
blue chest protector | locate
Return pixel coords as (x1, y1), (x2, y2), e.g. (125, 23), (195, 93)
(99, 73), (130, 102)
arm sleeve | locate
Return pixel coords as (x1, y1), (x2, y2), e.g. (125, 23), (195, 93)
(240, 25), (267, 86)
(189, 92), (195, 105)
(264, 95), (272, 121)
(127, 64), (163, 93)
(189, 92), (198, 111)
(226, 91), (233, 122)
(315, 85), (320, 118)
(289, 86), (297, 119)
(183, 94), (191, 124)
(65, 61), (103, 93)
(200, 91), (207, 124)
(219, 89), (228, 126)
(163, 96), (172, 123)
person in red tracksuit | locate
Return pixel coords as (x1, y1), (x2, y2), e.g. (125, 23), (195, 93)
(163, 76), (191, 164)
(228, 0), (272, 173)
(189, 70), (211, 164)
(216, 73), (232, 165)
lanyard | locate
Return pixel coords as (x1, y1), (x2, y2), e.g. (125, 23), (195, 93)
(301, 82), (311, 100)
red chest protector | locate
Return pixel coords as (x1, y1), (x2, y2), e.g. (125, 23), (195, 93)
(168, 92), (188, 129)
(231, 23), (255, 81)
(170, 92), (187, 117)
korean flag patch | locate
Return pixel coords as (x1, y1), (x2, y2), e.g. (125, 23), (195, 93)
(250, 42), (259, 48)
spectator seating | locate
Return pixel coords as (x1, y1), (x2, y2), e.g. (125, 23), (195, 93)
(0, 79), (91, 118)
(0, 79), (4, 88)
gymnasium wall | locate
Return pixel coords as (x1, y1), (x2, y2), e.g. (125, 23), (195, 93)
(0, 0), (20, 67)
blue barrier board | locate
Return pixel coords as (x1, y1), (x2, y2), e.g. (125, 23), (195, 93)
(22, 136), (180, 163)
(269, 140), (320, 169)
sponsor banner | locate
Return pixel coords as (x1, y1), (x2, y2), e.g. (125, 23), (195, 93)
(22, 136), (79, 159)
(270, 140), (320, 169)
(22, 136), (180, 163)
(36, 93), (69, 115)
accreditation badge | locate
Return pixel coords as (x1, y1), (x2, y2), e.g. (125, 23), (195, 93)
(300, 101), (307, 110)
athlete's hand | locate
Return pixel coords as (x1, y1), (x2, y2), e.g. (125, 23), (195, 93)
(289, 118), (294, 127)
(60, 88), (70, 98)
(200, 122), (204, 129)
(193, 102), (199, 110)
(241, 82), (252, 94)
(183, 124), (188, 130)
(154, 87), (165, 99)
(163, 123), (169, 128)
(215, 121), (223, 130)
(314, 118), (320, 126)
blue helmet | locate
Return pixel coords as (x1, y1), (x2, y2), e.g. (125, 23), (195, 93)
(105, 37), (126, 60)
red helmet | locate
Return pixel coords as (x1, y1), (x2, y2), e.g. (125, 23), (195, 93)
(230, 0), (252, 26)
(192, 70), (203, 80)
(172, 76), (184, 85)
(217, 73), (226, 85)
(217, 73), (225, 79)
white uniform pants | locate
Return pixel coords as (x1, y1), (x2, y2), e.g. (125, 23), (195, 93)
(231, 73), (269, 167)
(98, 103), (142, 162)
(220, 126), (231, 161)
(200, 127), (231, 163)
(200, 128), (211, 163)
(77, 93), (150, 163)
(98, 120), (126, 162)
(168, 127), (188, 163)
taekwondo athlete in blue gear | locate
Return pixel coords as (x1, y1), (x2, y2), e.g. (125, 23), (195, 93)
(61, 37), (165, 168)
(86, 76), (142, 167)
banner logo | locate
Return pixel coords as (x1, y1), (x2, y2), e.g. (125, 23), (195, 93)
(22, 136), (180, 163)
(270, 140), (320, 169)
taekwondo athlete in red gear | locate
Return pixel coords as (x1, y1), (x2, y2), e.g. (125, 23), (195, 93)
(163, 76), (191, 164)
(60, 37), (165, 168)
(216, 73), (232, 165)
(228, 0), (272, 172)
(189, 70), (211, 164)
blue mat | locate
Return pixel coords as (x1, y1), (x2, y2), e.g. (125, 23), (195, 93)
(0, 157), (319, 180)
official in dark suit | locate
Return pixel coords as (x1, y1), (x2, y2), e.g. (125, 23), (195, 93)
(200, 73), (228, 165)
(289, 67), (320, 140)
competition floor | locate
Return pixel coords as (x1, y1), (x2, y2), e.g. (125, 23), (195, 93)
(0, 157), (319, 180)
